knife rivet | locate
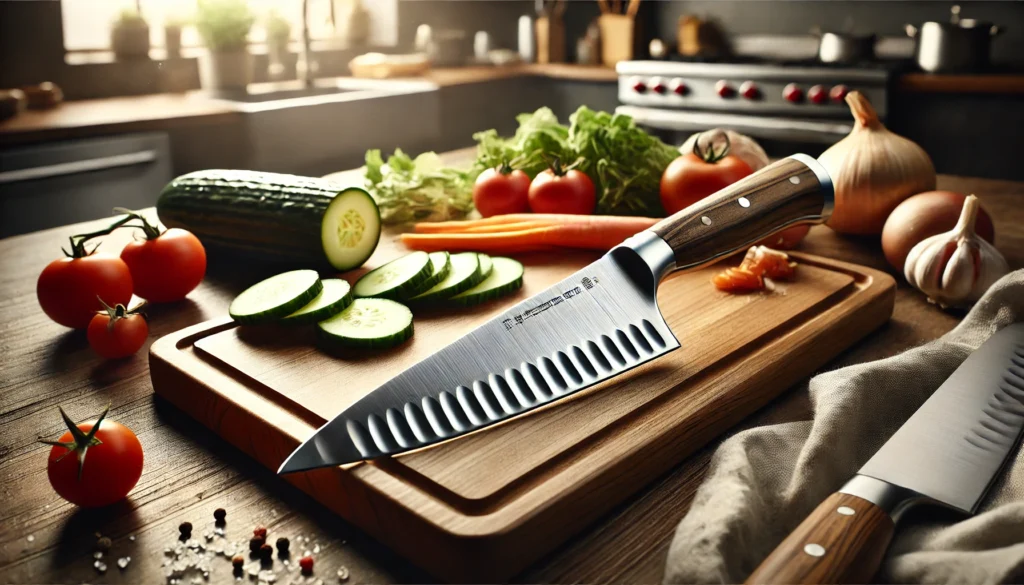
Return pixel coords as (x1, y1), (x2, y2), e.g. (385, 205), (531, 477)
(837, 506), (855, 516)
(790, 176), (801, 185)
(804, 543), (826, 557)
(738, 197), (750, 208)
(701, 216), (712, 226)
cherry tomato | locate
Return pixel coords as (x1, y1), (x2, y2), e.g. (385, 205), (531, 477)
(121, 228), (206, 302)
(37, 254), (133, 329)
(473, 166), (531, 217)
(528, 167), (596, 215)
(44, 407), (143, 508)
(87, 302), (148, 359)
(660, 132), (754, 215)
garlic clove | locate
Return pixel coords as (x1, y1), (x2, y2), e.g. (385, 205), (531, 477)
(903, 194), (1009, 308)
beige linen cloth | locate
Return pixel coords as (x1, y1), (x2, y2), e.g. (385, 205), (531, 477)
(665, 269), (1024, 584)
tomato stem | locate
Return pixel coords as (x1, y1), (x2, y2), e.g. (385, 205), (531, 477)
(113, 207), (162, 240)
(64, 215), (135, 258)
(38, 405), (109, 482)
(692, 131), (732, 164)
(544, 156), (584, 177)
(97, 296), (148, 331)
(497, 160), (514, 175)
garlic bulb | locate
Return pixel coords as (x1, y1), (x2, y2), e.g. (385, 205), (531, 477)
(680, 129), (770, 171)
(819, 91), (936, 234)
(904, 195), (1008, 308)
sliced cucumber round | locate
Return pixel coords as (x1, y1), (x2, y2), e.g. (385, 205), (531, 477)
(477, 253), (493, 282)
(230, 270), (322, 325)
(282, 278), (353, 325)
(353, 251), (432, 300)
(449, 257), (525, 307)
(321, 187), (381, 271)
(317, 298), (413, 349)
(408, 252), (481, 303)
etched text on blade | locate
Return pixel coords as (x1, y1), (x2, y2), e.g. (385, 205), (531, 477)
(331, 250), (680, 462)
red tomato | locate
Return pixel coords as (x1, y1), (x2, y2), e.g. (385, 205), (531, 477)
(660, 153), (753, 215)
(46, 413), (144, 508)
(528, 169), (596, 215)
(37, 255), (133, 329)
(87, 304), (148, 359)
(473, 167), (531, 217)
(121, 228), (206, 302)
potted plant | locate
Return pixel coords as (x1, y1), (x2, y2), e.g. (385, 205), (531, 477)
(265, 10), (291, 78)
(164, 14), (188, 59)
(194, 0), (255, 93)
(111, 7), (151, 60)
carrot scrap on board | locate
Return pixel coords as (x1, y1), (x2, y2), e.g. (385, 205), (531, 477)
(712, 245), (797, 293)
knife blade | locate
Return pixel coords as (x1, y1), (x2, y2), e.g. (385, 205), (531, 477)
(278, 154), (834, 474)
(747, 322), (1024, 584)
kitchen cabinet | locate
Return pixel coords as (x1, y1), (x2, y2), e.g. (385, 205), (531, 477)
(0, 132), (172, 237)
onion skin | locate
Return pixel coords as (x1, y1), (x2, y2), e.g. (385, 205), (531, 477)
(881, 191), (994, 270)
(820, 92), (936, 235)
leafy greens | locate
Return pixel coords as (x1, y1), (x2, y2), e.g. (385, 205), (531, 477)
(474, 106), (679, 216)
(365, 149), (474, 225)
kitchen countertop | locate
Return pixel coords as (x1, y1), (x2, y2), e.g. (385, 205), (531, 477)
(4, 63), (1020, 147)
(1, 149), (1022, 583)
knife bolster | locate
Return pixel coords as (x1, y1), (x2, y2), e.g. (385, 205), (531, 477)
(840, 474), (925, 522)
(745, 491), (895, 585)
(618, 230), (677, 283)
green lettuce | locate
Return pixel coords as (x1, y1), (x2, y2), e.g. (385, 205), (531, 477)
(365, 149), (474, 225)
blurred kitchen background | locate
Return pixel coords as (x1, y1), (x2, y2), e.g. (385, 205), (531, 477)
(1, 0), (1022, 237)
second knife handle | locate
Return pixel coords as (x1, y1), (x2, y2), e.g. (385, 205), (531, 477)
(745, 492), (894, 585)
(650, 155), (833, 271)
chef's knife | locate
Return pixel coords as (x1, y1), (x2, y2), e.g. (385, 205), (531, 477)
(747, 322), (1024, 584)
(278, 155), (834, 474)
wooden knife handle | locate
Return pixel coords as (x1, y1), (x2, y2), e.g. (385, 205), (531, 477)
(745, 492), (895, 585)
(650, 155), (832, 270)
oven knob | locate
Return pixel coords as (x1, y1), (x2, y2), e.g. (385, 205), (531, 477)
(671, 79), (689, 95)
(651, 77), (667, 94)
(715, 80), (736, 98)
(631, 78), (647, 93)
(739, 81), (761, 100)
(783, 83), (804, 103)
(808, 84), (828, 104)
(830, 84), (850, 102)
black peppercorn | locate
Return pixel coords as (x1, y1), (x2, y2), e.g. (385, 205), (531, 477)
(178, 522), (192, 538)
(213, 508), (226, 523)
(259, 543), (274, 561)
(96, 536), (112, 552)
(232, 555), (245, 568)
(249, 536), (264, 553)
(275, 537), (290, 554)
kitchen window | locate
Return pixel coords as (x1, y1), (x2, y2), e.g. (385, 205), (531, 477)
(61, 0), (397, 62)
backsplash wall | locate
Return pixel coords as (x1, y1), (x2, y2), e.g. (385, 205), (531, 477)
(650, 1), (1024, 64)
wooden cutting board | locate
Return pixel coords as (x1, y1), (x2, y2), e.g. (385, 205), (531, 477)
(150, 236), (895, 582)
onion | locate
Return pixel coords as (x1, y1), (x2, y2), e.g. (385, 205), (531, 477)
(881, 190), (995, 270)
(819, 92), (936, 234)
(680, 129), (769, 172)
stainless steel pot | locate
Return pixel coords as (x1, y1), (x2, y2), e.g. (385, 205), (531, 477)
(815, 30), (876, 65)
(906, 5), (1003, 73)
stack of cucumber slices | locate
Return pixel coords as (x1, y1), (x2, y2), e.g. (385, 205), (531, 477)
(227, 251), (524, 350)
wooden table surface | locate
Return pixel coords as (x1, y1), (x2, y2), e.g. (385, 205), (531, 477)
(1, 163), (1022, 584)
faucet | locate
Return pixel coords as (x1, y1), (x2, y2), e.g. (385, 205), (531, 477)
(297, 0), (316, 87)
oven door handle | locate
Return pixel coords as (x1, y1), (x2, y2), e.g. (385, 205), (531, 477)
(615, 105), (852, 144)
(0, 150), (158, 185)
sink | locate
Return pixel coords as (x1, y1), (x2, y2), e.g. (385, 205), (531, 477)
(210, 78), (438, 113)
(220, 86), (360, 103)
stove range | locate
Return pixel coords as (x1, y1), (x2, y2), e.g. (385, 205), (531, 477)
(615, 57), (906, 146)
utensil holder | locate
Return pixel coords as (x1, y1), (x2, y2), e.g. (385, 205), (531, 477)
(536, 15), (566, 63)
(598, 14), (636, 65)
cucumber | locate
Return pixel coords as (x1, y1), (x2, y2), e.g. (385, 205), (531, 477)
(321, 187), (382, 271)
(317, 298), (413, 349)
(450, 257), (525, 307)
(420, 251), (451, 292)
(157, 170), (380, 270)
(230, 270), (322, 325)
(477, 253), (493, 281)
(282, 279), (353, 325)
(352, 252), (432, 300)
(408, 252), (481, 303)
